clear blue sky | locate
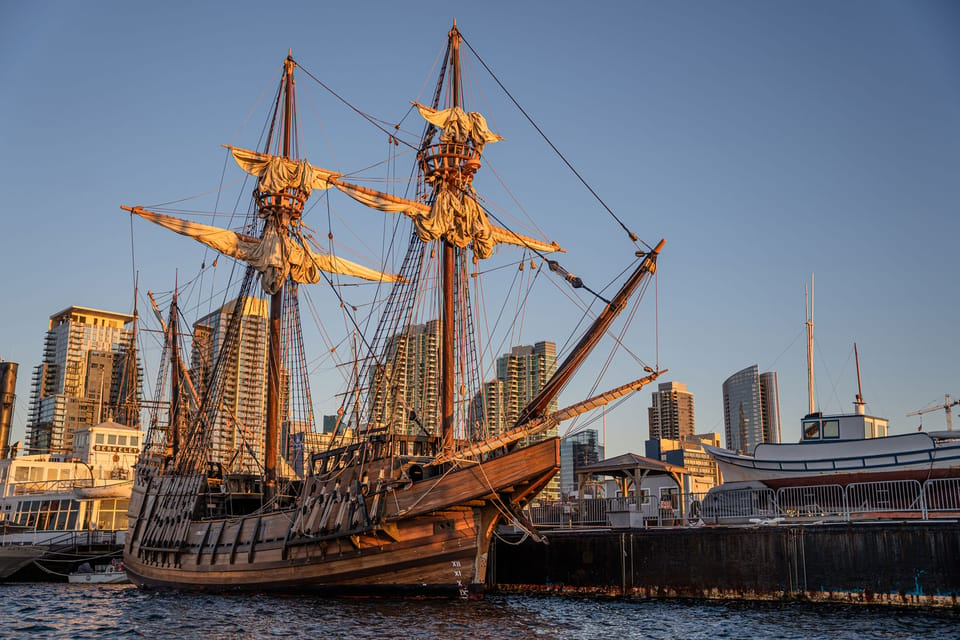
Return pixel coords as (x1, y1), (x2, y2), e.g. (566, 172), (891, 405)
(1, 1), (957, 457)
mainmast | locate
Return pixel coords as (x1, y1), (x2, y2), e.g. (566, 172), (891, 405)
(264, 53), (297, 492)
(439, 24), (461, 455)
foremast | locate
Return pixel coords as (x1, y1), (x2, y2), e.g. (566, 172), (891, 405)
(125, 54), (400, 488)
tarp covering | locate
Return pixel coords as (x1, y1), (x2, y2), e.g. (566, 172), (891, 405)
(228, 146), (339, 196)
(128, 207), (399, 295)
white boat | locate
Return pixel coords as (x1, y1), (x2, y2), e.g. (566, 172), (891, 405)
(703, 411), (960, 488)
(704, 286), (960, 489)
(68, 558), (129, 584)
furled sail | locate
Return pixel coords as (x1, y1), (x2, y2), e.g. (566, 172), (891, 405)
(226, 146), (563, 258)
(414, 103), (503, 152)
(228, 146), (339, 196)
(123, 206), (400, 294)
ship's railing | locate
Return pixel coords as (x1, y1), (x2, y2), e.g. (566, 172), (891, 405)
(524, 477), (960, 529)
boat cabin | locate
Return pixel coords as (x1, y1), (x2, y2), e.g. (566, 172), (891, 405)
(800, 412), (888, 443)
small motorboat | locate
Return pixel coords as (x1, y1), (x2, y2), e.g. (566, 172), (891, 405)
(68, 558), (129, 584)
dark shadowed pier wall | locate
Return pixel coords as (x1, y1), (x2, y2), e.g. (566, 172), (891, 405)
(489, 522), (960, 607)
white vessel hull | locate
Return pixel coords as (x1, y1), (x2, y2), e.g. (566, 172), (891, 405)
(704, 433), (960, 488)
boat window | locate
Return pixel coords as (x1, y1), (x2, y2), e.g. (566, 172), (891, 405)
(130, 436), (139, 447)
(877, 421), (888, 437)
(95, 434), (104, 444)
(118, 436), (127, 446)
(14, 466), (29, 482)
(864, 418), (874, 438)
(822, 420), (840, 439)
(803, 420), (820, 440)
(107, 434), (117, 445)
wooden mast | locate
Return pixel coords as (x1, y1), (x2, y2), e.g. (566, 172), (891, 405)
(440, 24), (461, 455)
(168, 289), (181, 460)
(265, 54), (296, 492)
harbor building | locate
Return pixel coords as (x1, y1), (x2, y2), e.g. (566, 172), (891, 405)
(722, 365), (781, 453)
(190, 296), (269, 473)
(25, 306), (138, 455)
(647, 381), (695, 441)
(560, 429), (604, 499)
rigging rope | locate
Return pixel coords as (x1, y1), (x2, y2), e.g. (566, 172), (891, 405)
(460, 34), (648, 251)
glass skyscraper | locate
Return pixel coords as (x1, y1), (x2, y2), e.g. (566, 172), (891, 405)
(722, 365), (781, 453)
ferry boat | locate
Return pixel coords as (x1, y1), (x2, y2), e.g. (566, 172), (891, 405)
(0, 421), (141, 545)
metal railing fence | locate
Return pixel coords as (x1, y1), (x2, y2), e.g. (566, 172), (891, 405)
(525, 477), (960, 529)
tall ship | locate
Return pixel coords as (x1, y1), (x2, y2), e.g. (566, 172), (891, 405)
(121, 23), (664, 595)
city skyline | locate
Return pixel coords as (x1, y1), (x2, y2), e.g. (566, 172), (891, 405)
(1, 2), (958, 459)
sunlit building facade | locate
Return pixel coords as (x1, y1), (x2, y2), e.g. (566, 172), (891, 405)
(25, 306), (138, 455)
(190, 296), (269, 473)
(647, 381), (696, 441)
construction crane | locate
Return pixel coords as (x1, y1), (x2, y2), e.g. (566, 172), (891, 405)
(907, 394), (959, 431)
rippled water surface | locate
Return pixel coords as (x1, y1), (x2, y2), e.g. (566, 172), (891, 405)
(1, 584), (957, 639)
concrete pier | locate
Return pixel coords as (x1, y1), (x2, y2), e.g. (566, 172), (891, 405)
(489, 522), (960, 607)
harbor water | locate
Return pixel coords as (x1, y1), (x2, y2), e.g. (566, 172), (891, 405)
(1, 584), (957, 639)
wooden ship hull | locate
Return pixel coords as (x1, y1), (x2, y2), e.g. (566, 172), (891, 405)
(123, 438), (558, 594)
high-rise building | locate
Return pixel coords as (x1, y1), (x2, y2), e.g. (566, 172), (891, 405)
(369, 320), (441, 436)
(26, 306), (138, 454)
(190, 296), (269, 472)
(474, 341), (557, 439)
(647, 381), (695, 441)
(722, 365), (781, 453)
(471, 340), (558, 500)
(559, 429), (604, 499)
